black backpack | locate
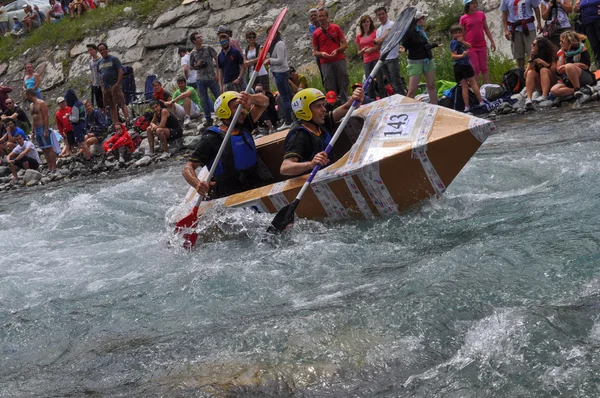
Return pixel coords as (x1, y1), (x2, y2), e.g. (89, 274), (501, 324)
(438, 84), (479, 112)
(502, 68), (525, 94)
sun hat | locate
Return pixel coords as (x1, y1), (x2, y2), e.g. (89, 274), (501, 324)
(414, 11), (428, 20)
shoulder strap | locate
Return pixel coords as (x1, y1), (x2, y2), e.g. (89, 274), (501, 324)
(321, 26), (340, 46)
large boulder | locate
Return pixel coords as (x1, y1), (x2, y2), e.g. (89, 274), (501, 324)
(174, 11), (210, 29)
(142, 28), (188, 50)
(106, 27), (144, 50)
(38, 61), (65, 92)
(68, 54), (92, 80)
(0, 166), (10, 178)
(207, 5), (258, 25)
(152, 1), (205, 29)
(122, 47), (145, 64)
(70, 35), (105, 57)
(23, 169), (42, 184)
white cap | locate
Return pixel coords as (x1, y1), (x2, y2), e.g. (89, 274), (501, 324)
(56, 97), (65, 104)
(415, 11), (428, 20)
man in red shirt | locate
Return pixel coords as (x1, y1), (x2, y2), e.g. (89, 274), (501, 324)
(55, 96), (74, 157)
(312, 9), (349, 102)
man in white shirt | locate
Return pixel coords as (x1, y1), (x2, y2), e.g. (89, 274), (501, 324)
(374, 7), (407, 96)
(179, 47), (197, 92)
(4, 132), (40, 184)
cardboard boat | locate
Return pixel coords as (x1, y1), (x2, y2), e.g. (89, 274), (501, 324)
(179, 95), (495, 221)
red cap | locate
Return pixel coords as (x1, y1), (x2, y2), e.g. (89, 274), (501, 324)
(352, 82), (363, 88)
(325, 91), (337, 104)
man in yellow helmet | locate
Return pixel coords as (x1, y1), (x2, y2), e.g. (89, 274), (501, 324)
(182, 90), (270, 199)
(280, 87), (364, 176)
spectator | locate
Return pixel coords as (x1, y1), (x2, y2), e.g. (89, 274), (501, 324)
(61, 0), (71, 12)
(461, 0), (497, 85)
(10, 16), (24, 37)
(356, 15), (384, 100)
(374, 7), (406, 96)
(574, 0), (600, 68)
(151, 80), (172, 104)
(26, 88), (56, 173)
(146, 100), (183, 159)
(0, 1), (8, 36)
(550, 31), (595, 99)
(325, 90), (338, 112)
(64, 89), (90, 160)
(2, 98), (31, 133)
(189, 32), (221, 130)
(164, 76), (202, 127)
(34, 5), (46, 24)
(254, 83), (277, 134)
(83, 100), (108, 147)
(266, 27), (293, 130)
(309, 8), (320, 36)
(22, 4), (41, 32)
(450, 24), (485, 112)
(243, 30), (270, 90)
(312, 8), (350, 102)
(0, 118), (28, 157)
(524, 37), (557, 108)
(0, 84), (12, 113)
(501, 0), (542, 69)
(55, 96), (74, 157)
(103, 122), (134, 164)
(48, 0), (65, 22)
(288, 66), (308, 94)
(352, 82), (375, 104)
(179, 47), (197, 95)
(4, 133), (40, 185)
(217, 25), (242, 52)
(402, 11), (440, 104)
(23, 63), (42, 100)
(217, 30), (246, 92)
(97, 43), (128, 126)
(541, 0), (572, 49)
(87, 44), (104, 113)
(69, 0), (87, 18)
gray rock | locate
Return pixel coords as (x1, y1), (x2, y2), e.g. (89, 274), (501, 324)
(209, 0), (231, 11)
(0, 176), (11, 183)
(208, 5), (258, 25)
(23, 169), (42, 183)
(0, 166), (10, 178)
(183, 135), (202, 150)
(142, 28), (188, 50)
(41, 177), (51, 185)
(169, 147), (180, 156)
(59, 167), (70, 175)
(174, 11), (210, 29)
(0, 63), (8, 76)
(135, 155), (153, 167)
(68, 54), (93, 80)
(17, 169), (25, 178)
(132, 150), (144, 160)
(122, 47), (145, 64)
(51, 172), (64, 181)
(26, 180), (39, 187)
(106, 27), (143, 50)
(89, 144), (105, 157)
(92, 161), (106, 173)
(153, 1), (205, 29)
(38, 61), (65, 91)
(169, 138), (184, 150)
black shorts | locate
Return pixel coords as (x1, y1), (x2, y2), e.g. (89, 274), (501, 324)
(14, 156), (39, 170)
(66, 130), (76, 146)
(91, 85), (104, 109)
(169, 128), (183, 140)
(454, 64), (475, 83)
(563, 69), (596, 88)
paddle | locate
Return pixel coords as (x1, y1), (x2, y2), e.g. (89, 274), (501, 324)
(268, 7), (417, 233)
(175, 7), (289, 248)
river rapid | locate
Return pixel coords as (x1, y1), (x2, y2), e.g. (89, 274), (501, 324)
(1, 108), (599, 397)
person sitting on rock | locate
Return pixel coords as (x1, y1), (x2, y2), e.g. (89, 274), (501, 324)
(48, 0), (65, 22)
(151, 80), (172, 105)
(68, 0), (88, 18)
(550, 30), (596, 102)
(4, 131), (40, 185)
(164, 76), (202, 127)
(2, 98), (30, 134)
(146, 100), (183, 159)
(83, 99), (108, 148)
(103, 122), (134, 165)
(55, 96), (74, 157)
(280, 87), (364, 177)
(0, 118), (28, 158)
(288, 66), (308, 95)
(10, 16), (24, 37)
(34, 5), (46, 24)
(22, 5), (41, 32)
(181, 91), (269, 199)
(64, 89), (91, 160)
(524, 37), (557, 109)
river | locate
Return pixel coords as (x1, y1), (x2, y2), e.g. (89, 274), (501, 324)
(1, 107), (599, 397)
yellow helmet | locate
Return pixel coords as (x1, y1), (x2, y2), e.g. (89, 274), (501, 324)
(214, 91), (239, 120)
(292, 88), (325, 121)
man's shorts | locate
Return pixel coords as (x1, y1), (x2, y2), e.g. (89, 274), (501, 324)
(34, 125), (52, 149)
(102, 85), (126, 107)
(73, 123), (85, 143)
(91, 85), (104, 108)
(454, 64), (475, 83)
(15, 156), (39, 170)
(407, 59), (437, 77)
(173, 102), (201, 119)
(511, 30), (535, 60)
(169, 128), (183, 140)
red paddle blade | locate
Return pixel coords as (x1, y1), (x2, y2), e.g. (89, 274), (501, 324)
(174, 205), (200, 249)
(255, 7), (288, 70)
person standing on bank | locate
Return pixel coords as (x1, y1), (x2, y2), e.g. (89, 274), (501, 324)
(374, 7), (406, 96)
(356, 15), (385, 100)
(540, 0), (572, 49)
(97, 42), (128, 125)
(312, 8), (350, 102)
(500, 0), (543, 69)
(402, 11), (440, 104)
(265, 27), (294, 131)
(460, 0), (497, 84)
(243, 31), (270, 91)
(23, 63), (42, 100)
(574, 0), (600, 68)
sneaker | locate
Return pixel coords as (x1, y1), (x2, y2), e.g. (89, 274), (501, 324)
(524, 98), (534, 110)
(575, 85), (593, 98)
(533, 95), (547, 103)
(158, 152), (171, 160)
(463, 106), (470, 113)
(276, 123), (293, 132)
(146, 151), (155, 157)
(183, 115), (191, 127)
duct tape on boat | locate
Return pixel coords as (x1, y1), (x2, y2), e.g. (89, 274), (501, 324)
(411, 105), (438, 158)
(344, 176), (374, 218)
(268, 181), (290, 211)
(416, 150), (446, 197)
(310, 181), (349, 219)
(468, 117), (496, 142)
(358, 162), (398, 216)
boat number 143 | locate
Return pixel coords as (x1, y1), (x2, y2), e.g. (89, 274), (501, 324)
(384, 114), (409, 137)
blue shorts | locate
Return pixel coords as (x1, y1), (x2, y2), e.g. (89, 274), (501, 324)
(73, 122), (85, 143)
(34, 125), (52, 149)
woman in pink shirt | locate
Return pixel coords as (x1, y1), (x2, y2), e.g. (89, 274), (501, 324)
(460, 0), (496, 84)
(355, 15), (384, 99)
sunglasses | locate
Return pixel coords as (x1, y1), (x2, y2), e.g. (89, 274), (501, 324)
(5, 101), (12, 104)
(247, 35), (256, 39)
(255, 89), (263, 93)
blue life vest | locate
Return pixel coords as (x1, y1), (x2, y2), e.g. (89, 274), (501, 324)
(202, 126), (258, 182)
(284, 121), (332, 162)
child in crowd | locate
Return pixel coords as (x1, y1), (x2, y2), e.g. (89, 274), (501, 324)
(450, 24), (485, 112)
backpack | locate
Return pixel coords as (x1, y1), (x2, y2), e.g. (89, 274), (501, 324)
(501, 68), (525, 94)
(133, 112), (152, 132)
(438, 84), (479, 112)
